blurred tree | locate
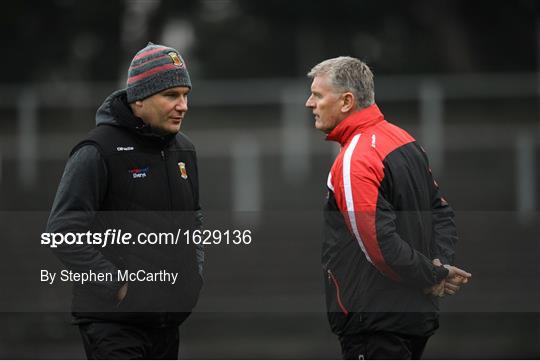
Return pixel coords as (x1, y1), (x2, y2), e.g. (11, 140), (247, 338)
(0, 0), (125, 83)
(190, 0), (540, 77)
(0, 0), (538, 83)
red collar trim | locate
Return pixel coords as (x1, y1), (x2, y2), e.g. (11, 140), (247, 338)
(326, 103), (384, 145)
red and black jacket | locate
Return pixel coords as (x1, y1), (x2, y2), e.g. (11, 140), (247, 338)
(322, 104), (457, 337)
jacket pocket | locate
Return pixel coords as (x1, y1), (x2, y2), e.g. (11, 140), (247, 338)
(116, 255), (165, 312)
(327, 269), (349, 316)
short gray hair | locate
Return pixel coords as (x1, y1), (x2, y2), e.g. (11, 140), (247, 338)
(307, 56), (375, 109)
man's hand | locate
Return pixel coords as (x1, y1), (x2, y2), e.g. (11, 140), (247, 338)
(442, 264), (471, 295)
(425, 279), (445, 297)
(427, 259), (472, 297)
(117, 282), (128, 302)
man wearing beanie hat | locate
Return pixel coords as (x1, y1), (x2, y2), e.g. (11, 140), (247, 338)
(46, 42), (203, 359)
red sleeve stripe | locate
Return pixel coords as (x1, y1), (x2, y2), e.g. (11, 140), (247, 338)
(342, 134), (374, 264)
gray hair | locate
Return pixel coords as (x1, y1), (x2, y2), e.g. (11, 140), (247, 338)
(307, 56), (375, 109)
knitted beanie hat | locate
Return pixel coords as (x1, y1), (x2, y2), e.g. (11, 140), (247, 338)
(126, 42), (191, 103)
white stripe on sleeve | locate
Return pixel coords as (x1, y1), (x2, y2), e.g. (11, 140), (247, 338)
(342, 134), (373, 264)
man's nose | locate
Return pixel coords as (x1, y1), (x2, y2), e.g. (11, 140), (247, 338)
(305, 95), (314, 108)
(176, 97), (188, 112)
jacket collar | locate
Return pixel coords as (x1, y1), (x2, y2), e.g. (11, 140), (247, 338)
(326, 103), (384, 146)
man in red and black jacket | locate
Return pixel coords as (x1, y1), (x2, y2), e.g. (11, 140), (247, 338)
(305, 57), (471, 359)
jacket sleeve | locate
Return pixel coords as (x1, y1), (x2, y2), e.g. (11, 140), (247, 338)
(428, 169), (458, 265)
(195, 208), (204, 277)
(193, 151), (204, 277)
(46, 145), (122, 300)
(336, 147), (448, 289)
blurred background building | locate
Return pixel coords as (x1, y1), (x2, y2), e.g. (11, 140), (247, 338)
(0, 0), (539, 358)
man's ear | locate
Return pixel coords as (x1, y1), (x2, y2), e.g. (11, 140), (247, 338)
(341, 92), (355, 113)
(130, 100), (144, 115)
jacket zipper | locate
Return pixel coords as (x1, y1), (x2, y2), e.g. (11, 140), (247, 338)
(160, 150), (173, 324)
(161, 150), (173, 210)
(327, 269), (349, 316)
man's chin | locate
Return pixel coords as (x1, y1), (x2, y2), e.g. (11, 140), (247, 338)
(153, 126), (180, 136)
(166, 123), (182, 133)
(315, 122), (329, 134)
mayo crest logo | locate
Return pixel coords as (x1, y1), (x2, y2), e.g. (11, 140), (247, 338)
(178, 162), (188, 179)
(168, 52), (183, 67)
(129, 166), (149, 179)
